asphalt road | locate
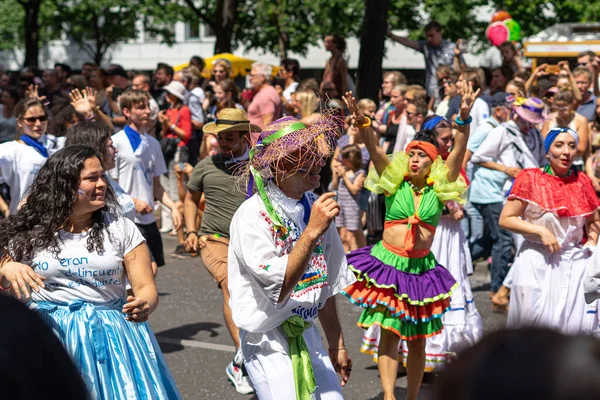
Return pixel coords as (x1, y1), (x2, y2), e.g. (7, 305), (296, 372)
(149, 234), (507, 400)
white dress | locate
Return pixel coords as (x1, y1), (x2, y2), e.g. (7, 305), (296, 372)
(359, 214), (483, 371)
(507, 204), (600, 334)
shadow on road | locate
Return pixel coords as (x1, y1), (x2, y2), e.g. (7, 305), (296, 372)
(471, 282), (491, 292)
(155, 322), (223, 353)
(365, 371), (436, 400)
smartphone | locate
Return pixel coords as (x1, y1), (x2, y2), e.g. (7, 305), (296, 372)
(178, 162), (185, 171)
(545, 65), (560, 75)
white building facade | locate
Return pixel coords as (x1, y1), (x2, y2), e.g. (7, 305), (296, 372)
(0, 23), (489, 72)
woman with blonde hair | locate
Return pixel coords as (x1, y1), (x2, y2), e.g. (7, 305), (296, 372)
(291, 88), (320, 124)
(204, 60), (234, 112)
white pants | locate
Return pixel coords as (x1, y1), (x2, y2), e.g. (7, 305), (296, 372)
(243, 327), (343, 400)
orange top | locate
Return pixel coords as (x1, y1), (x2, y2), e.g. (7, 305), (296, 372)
(384, 217), (437, 253)
(382, 239), (431, 259)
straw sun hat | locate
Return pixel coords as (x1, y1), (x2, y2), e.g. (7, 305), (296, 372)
(245, 115), (342, 227)
(203, 108), (261, 134)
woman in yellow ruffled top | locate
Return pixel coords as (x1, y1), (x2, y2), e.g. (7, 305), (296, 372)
(341, 82), (479, 400)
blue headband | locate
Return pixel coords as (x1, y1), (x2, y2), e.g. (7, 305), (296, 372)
(544, 127), (579, 154)
(422, 116), (446, 131)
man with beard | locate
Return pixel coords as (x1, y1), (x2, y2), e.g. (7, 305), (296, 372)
(183, 108), (260, 395)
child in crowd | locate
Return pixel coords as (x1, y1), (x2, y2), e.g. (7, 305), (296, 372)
(329, 144), (366, 252)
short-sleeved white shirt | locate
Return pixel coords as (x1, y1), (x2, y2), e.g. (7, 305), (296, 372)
(228, 183), (356, 357)
(106, 173), (135, 221)
(109, 129), (167, 225)
(0, 140), (52, 214)
(29, 214), (145, 304)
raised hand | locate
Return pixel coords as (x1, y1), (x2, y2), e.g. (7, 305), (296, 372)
(558, 60), (571, 75)
(85, 86), (98, 110)
(342, 92), (367, 126)
(25, 84), (46, 102)
(457, 80), (480, 121)
(534, 63), (549, 78)
(69, 88), (92, 117)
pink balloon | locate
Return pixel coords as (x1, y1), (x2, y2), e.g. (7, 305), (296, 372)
(486, 22), (509, 46)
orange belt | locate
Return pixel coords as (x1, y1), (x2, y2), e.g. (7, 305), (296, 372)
(384, 216), (436, 252)
(382, 240), (430, 259)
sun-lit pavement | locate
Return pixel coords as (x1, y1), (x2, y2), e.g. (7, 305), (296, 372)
(150, 234), (506, 399)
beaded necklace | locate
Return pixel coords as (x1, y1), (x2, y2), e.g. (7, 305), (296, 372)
(407, 180), (430, 196)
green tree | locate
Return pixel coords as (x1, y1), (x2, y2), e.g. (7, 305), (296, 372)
(49, 0), (180, 65)
(181, 0), (239, 54)
(0, 0), (56, 67)
(234, 0), (364, 59)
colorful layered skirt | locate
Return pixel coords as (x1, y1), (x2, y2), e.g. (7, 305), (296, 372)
(341, 241), (457, 341)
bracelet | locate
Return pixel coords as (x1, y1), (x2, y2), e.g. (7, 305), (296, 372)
(0, 280), (12, 290)
(185, 231), (198, 240)
(170, 124), (177, 131)
(454, 115), (473, 126)
(355, 116), (371, 129)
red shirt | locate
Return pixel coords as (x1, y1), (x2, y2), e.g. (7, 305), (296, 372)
(166, 106), (192, 146)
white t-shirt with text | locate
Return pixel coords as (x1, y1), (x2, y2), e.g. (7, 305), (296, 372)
(109, 129), (167, 225)
(29, 214), (145, 304)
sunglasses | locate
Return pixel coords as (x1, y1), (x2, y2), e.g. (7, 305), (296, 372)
(406, 111), (416, 116)
(22, 115), (48, 123)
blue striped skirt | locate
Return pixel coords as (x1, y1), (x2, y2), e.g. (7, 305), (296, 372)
(30, 299), (181, 400)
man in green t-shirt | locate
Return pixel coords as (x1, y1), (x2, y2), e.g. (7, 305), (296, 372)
(183, 108), (260, 395)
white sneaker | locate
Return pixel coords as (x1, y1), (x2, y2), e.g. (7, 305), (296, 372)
(226, 361), (254, 395)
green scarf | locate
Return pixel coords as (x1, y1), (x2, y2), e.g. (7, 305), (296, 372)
(282, 315), (316, 399)
(249, 122), (307, 227)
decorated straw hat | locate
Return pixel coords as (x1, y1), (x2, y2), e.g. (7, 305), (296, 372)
(203, 108), (261, 134)
(246, 115), (342, 227)
(513, 97), (548, 124)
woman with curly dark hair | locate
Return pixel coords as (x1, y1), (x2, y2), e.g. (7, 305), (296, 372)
(65, 121), (135, 221)
(0, 146), (182, 400)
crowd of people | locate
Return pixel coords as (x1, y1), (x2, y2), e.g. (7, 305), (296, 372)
(1, 20), (600, 400)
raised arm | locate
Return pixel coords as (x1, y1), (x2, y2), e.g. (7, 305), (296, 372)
(386, 24), (420, 51)
(446, 81), (480, 182)
(525, 64), (547, 97)
(343, 92), (390, 176)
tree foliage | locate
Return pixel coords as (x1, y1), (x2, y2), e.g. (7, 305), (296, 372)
(231, 0), (364, 59)
(48, 0), (181, 65)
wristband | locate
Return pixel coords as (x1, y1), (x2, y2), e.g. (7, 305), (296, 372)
(170, 124), (177, 131)
(0, 280), (12, 290)
(454, 115), (473, 126)
(185, 231), (198, 240)
(355, 116), (371, 129)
